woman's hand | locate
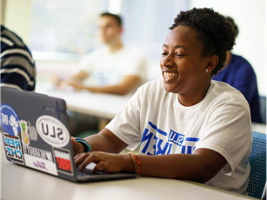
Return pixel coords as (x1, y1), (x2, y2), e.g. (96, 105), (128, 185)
(74, 151), (134, 173)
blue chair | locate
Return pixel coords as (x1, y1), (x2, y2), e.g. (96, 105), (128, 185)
(247, 131), (266, 199)
(259, 96), (266, 124)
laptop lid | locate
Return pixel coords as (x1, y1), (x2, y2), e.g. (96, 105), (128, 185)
(0, 86), (77, 182)
(1, 87), (138, 182)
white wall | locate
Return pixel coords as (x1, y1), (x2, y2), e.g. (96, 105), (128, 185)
(4, 0), (32, 44)
(189, 0), (266, 96)
(1, 0), (7, 24)
(3, 0), (265, 95)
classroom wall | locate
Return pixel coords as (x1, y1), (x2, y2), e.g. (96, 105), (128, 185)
(189, 0), (266, 96)
(4, 0), (32, 44)
(2, 0), (266, 96)
(1, 0), (6, 24)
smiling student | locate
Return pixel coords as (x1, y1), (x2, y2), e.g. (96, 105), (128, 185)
(72, 8), (252, 194)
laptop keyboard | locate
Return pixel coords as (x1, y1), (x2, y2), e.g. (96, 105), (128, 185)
(75, 168), (107, 177)
(75, 167), (138, 182)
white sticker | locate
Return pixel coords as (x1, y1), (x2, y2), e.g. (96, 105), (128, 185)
(24, 154), (58, 176)
(23, 146), (53, 162)
(36, 115), (70, 148)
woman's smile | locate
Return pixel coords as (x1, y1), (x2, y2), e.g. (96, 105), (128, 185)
(163, 71), (178, 82)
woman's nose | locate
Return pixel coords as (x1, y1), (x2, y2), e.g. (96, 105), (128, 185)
(161, 54), (174, 68)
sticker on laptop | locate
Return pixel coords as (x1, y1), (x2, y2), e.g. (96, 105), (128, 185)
(23, 146), (53, 162)
(24, 153), (58, 176)
(36, 115), (70, 148)
(53, 147), (74, 176)
(19, 120), (30, 146)
(0, 104), (20, 137)
(3, 132), (24, 165)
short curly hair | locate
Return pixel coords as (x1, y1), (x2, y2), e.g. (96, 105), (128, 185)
(170, 8), (236, 75)
(225, 16), (239, 38)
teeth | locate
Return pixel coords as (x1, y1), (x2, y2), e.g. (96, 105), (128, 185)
(164, 72), (177, 80)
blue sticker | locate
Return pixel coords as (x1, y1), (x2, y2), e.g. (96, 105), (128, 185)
(0, 104), (20, 136)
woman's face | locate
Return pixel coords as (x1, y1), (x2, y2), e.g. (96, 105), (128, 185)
(160, 25), (211, 95)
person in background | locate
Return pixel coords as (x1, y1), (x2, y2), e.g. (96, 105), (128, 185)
(72, 8), (252, 194)
(52, 12), (148, 96)
(53, 12), (148, 133)
(1, 25), (36, 91)
(212, 17), (262, 123)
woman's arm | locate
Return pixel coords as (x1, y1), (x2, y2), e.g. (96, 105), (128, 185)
(74, 140), (226, 183)
(134, 148), (227, 183)
(71, 128), (128, 156)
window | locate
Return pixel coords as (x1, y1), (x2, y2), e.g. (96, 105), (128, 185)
(29, 0), (109, 57)
(121, 0), (189, 59)
(29, 0), (188, 61)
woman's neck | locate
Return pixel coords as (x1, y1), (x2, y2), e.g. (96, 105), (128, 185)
(178, 80), (211, 107)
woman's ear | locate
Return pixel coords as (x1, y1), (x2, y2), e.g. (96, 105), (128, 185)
(205, 55), (219, 73)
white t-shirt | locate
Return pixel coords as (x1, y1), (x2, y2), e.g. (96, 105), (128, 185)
(79, 46), (148, 88)
(106, 79), (252, 194)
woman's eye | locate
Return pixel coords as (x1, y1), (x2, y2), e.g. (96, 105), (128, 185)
(176, 54), (184, 57)
(161, 52), (168, 55)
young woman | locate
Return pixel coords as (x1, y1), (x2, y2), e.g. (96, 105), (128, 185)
(72, 8), (252, 194)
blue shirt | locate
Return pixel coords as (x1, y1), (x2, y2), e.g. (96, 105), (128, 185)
(1, 25), (36, 91)
(213, 54), (261, 123)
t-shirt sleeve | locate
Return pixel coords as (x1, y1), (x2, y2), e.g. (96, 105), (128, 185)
(195, 101), (252, 175)
(105, 86), (143, 151)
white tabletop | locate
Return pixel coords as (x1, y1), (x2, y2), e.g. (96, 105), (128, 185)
(252, 123), (266, 133)
(36, 84), (130, 120)
(0, 137), (256, 200)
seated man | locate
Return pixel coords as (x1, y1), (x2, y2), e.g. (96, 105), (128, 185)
(212, 17), (262, 123)
(53, 12), (148, 96)
(1, 25), (36, 91)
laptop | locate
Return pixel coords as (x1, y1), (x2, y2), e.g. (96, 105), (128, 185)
(0, 86), (138, 182)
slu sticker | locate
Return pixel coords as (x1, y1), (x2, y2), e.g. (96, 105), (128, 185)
(0, 104), (20, 136)
(36, 115), (70, 148)
(53, 147), (74, 176)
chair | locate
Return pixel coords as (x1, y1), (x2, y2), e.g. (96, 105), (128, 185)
(259, 96), (266, 124)
(247, 131), (266, 199)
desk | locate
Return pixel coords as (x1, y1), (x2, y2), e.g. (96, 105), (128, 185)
(0, 139), (256, 200)
(252, 123), (266, 133)
(36, 84), (267, 133)
(36, 84), (130, 120)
